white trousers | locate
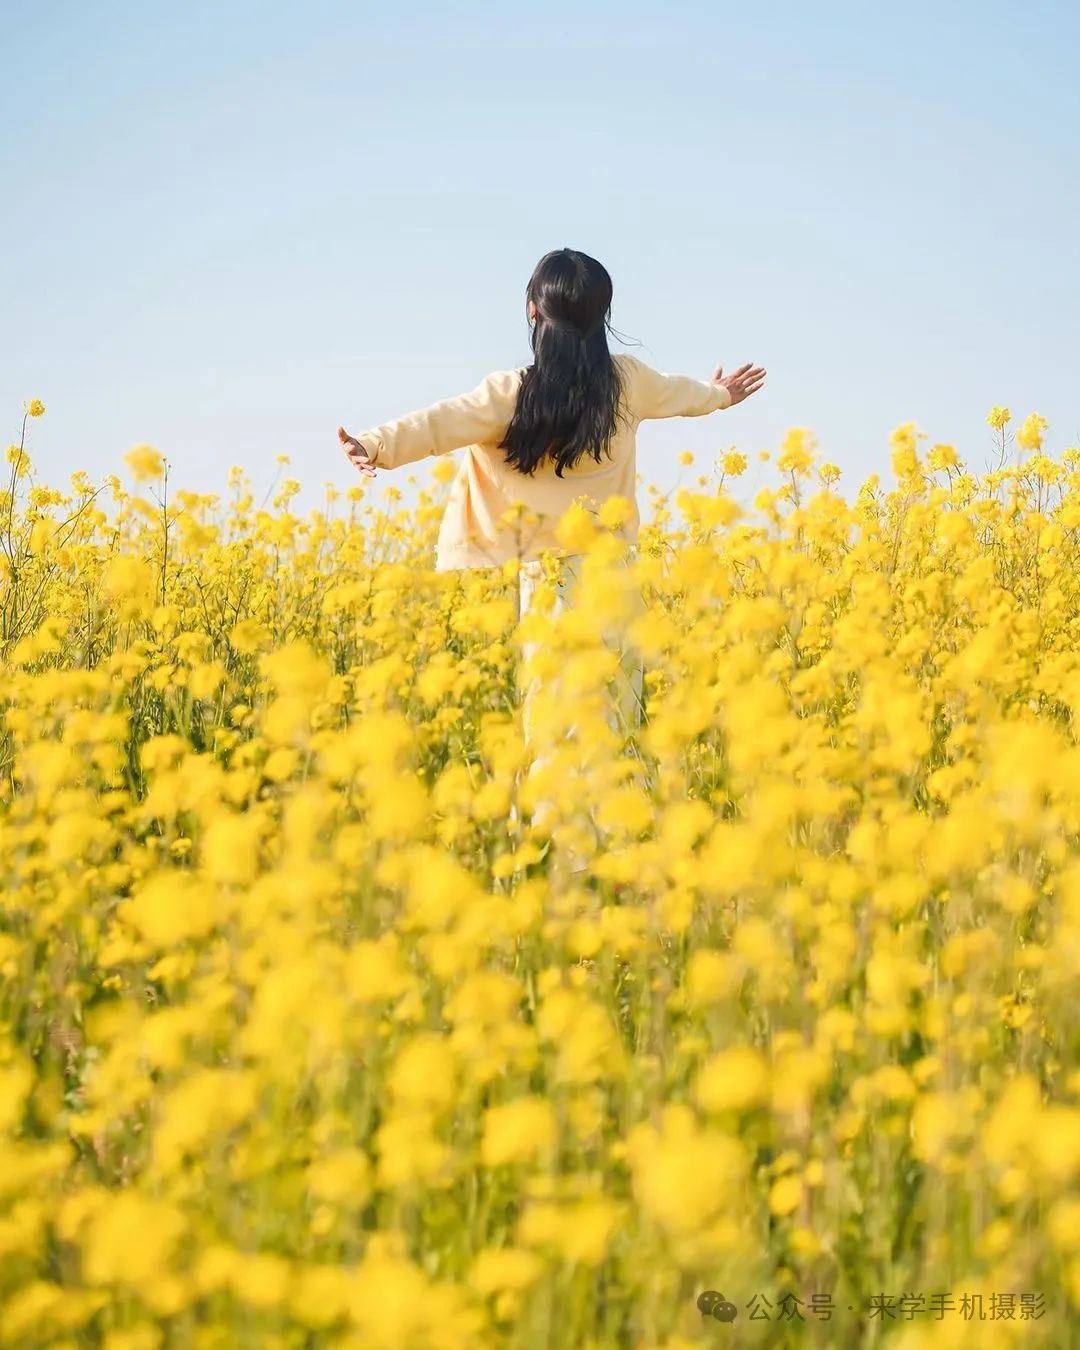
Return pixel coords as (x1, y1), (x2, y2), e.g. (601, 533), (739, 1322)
(513, 549), (647, 868)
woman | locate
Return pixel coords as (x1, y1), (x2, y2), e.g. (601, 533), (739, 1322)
(339, 248), (765, 869)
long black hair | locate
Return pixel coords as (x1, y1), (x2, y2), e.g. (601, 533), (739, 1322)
(499, 248), (626, 478)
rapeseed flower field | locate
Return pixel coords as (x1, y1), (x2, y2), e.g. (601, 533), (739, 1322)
(1, 401), (1078, 1347)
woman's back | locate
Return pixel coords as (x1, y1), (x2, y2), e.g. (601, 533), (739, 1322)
(356, 352), (737, 571)
(339, 247), (764, 569)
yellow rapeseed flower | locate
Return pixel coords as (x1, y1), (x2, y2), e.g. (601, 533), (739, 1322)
(694, 1046), (769, 1113)
(1017, 412), (1049, 451)
(123, 444), (164, 481)
(777, 427), (816, 473)
(481, 1097), (555, 1168)
(768, 1173), (803, 1216)
(5, 444), (30, 477)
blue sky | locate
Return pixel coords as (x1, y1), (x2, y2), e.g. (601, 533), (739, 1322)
(5, 0), (1079, 514)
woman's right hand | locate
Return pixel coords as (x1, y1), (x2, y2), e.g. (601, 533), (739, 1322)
(338, 426), (377, 477)
(712, 363), (767, 406)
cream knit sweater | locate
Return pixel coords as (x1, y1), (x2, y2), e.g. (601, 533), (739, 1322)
(356, 352), (733, 570)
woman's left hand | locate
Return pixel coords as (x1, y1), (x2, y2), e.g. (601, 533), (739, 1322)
(338, 426), (377, 477)
(712, 364), (766, 406)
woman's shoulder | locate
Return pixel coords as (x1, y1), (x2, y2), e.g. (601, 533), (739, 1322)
(480, 366), (528, 392)
(612, 352), (648, 411)
(613, 351), (648, 382)
(464, 367), (526, 415)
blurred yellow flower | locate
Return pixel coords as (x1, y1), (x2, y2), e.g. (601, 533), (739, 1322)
(470, 1246), (542, 1295)
(628, 1106), (748, 1236)
(597, 493), (635, 529)
(306, 1149), (372, 1205)
(5, 444), (30, 477)
(82, 1193), (185, 1287)
(694, 1046), (769, 1112)
(1017, 412), (1049, 451)
(928, 442), (958, 470)
(389, 1034), (457, 1110)
(481, 1097), (555, 1168)
(0, 1060), (33, 1132)
(890, 422), (923, 478)
(768, 1174), (803, 1216)
(124, 444), (164, 481)
(554, 499), (598, 552)
(778, 427), (816, 473)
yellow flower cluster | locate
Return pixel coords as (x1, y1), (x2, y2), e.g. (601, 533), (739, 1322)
(0, 408), (1077, 1346)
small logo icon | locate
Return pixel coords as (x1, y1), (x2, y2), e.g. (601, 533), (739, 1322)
(697, 1290), (738, 1322)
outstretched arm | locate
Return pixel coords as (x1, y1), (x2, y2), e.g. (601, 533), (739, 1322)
(339, 369), (523, 475)
(628, 355), (766, 420)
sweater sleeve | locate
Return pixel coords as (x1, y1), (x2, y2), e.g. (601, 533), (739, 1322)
(624, 354), (732, 420)
(358, 369), (523, 469)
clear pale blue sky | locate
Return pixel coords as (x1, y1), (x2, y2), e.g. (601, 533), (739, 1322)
(5, 0), (1079, 513)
